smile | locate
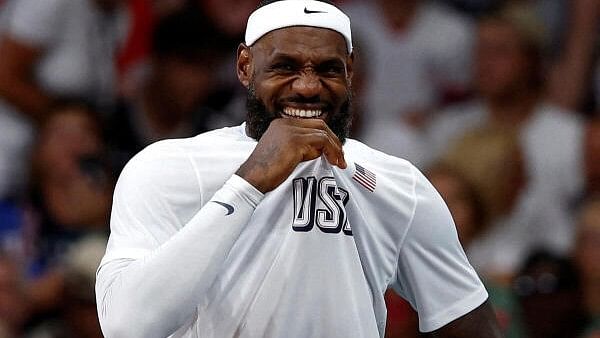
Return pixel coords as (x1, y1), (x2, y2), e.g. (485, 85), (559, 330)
(282, 107), (323, 118)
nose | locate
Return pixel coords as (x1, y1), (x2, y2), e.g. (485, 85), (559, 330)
(291, 71), (322, 99)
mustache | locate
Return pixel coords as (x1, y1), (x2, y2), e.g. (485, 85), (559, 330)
(245, 80), (353, 143)
(280, 95), (323, 104)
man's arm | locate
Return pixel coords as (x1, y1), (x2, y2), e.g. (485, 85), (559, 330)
(426, 301), (503, 338)
(392, 166), (495, 334)
(96, 119), (346, 338)
(96, 174), (264, 338)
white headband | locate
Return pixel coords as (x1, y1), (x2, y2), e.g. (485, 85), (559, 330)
(245, 0), (353, 53)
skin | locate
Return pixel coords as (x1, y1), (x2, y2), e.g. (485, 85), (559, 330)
(0, 36), (53, 123)
(235, 25), (502, 338)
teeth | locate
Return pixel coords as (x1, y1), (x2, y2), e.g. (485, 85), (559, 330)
(283, 107), (322, 118)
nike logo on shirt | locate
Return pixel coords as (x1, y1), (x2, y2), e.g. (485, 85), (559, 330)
(304, 7), (327, 14)
(212, 201), (235, 215)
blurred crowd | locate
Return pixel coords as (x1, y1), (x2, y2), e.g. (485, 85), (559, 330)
(0, 0), (598, 337)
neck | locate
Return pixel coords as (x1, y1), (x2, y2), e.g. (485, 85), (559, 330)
(485, 88), (540, 126)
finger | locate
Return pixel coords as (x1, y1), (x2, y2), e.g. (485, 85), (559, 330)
(290, 122), (346, 168)
(299, 130), (344, 168)
(290, 119), (343, 148)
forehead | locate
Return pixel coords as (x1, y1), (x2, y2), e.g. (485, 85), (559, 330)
(252, 26), (348, 60)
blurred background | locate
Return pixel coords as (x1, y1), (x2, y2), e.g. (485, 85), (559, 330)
(0, 0), (598, 337)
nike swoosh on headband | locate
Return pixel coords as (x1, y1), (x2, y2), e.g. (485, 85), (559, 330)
(212, 201), (235, 215)
(304, 7), (327, 14)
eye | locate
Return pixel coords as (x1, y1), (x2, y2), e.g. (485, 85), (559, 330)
(317, 63), (345, 77)
(270, 62), (296, 73)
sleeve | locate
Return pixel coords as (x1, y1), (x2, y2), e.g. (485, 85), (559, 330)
(95, 144), (263, 338)
(391, 166), (488, 332)
(6, 0), (64, 46)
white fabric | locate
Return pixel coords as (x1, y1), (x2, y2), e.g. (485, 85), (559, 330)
(96, 124), (487, 337)
(428, 100), (585, 275)
(245, 0), (352, 53)
(0, 0), (127, 199)
(343, 1), (473, 166)
(0, 104), (33, 198)
(5, 0), (127, 109)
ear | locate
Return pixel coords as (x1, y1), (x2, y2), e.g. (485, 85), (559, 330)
(237, 43), (252, 88)
(345, 51), (354, 83)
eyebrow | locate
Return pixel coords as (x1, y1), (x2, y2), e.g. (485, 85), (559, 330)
(268, 53), (346, 66)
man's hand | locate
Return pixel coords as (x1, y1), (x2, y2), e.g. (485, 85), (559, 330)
(236, 118), (347, 193)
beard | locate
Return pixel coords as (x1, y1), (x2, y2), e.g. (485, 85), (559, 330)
(245, 81), (353, 143)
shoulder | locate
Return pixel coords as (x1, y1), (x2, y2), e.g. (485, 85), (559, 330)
(117, 125), (252, 202)
(117, 139), (197, 195)
(7, 0), (67, 44)
(432, 101), (486, 130)
(120, 125), (244, 176)
(524, 103), (585, 151)
(342, 138), (419, 196)
(530, 103), (585, 133)
(344, 138), (415, 172)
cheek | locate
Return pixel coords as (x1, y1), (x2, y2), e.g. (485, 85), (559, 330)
(254, 77), (287, 109)
(327, 80), (350, 100)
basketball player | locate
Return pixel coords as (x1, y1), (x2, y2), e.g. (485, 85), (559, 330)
(96, 1), (502, 337)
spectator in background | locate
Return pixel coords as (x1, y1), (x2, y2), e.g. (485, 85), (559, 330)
(194, 0), (265, 127)
(427, 162), (526, 338)
(547, 0), (599, 114)
(574, 196), (600, 337)
(440, 126), (528, 281)
(196, 0), (259, 85)
(107, 7), (230, 174)
(26, 104), (111, 321)
(342, 0), (474, 166)
(428, 3), (585, 270)
(426, 164), (485, 248)
(26, 235), (106, 338)
(0, 255), (29, 338)
(0, 0), (128, 201)
(513, 250), (585, 338)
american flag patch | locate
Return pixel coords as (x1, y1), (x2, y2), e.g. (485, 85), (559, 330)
(352, 163), (376, 192)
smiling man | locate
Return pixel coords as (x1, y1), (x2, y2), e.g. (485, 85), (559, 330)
(95, 1), (501, 337)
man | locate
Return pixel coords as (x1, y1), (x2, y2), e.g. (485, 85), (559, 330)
(107, 7), (231, 174)
(95, 1), (502, 337)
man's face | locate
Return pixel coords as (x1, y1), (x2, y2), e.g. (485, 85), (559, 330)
(237, 26), (354, 141)
(475, 20), (533, 99)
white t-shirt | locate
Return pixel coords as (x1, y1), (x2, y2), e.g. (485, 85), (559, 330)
(96, 124), (487, 338)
